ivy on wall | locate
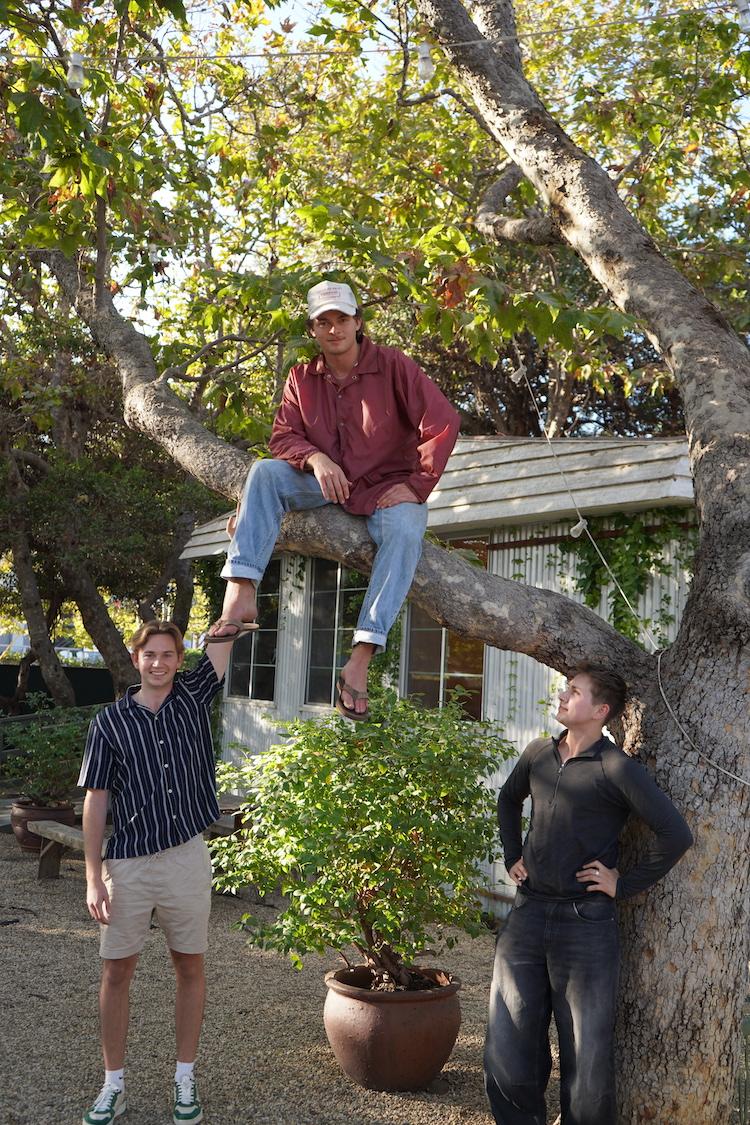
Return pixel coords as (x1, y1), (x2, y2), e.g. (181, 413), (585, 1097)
(558, 508), (697, 646)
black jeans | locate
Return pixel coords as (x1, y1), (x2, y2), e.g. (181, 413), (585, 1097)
(484, 892), (619, 1125)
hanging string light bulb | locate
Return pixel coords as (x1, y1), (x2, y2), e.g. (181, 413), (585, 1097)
(510, 358), (526, 385)
(417, 43), (435, 82)
(570, 517), (588, 539)
(66, 51), (85, 91)
(736, 0), (750, 31)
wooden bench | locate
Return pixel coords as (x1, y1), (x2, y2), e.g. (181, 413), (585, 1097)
(27, 807), (248, 879)
(26, 820), (100, 880)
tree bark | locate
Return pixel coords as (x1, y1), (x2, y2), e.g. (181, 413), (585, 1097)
(5, 496), (75, 708)
(60, 563), (137, 697)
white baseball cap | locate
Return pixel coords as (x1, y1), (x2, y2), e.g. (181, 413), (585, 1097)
(307, 281), (358, 320)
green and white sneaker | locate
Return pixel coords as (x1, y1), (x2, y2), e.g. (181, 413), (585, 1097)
(173, 1075), (203, 1124)
(82, 1083), (126, 1124)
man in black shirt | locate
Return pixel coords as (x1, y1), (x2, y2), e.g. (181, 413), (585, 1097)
(484, 662), (693, 1125)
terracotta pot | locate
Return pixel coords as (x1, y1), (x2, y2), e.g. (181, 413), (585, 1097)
(323, 966), (461, 1091)
(10, 800), (76, 852)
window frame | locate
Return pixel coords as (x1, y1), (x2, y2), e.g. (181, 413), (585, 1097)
(402, 534), (489, 719)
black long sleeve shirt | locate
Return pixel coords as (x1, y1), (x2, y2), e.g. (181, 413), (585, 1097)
(497, 733), (693, 900)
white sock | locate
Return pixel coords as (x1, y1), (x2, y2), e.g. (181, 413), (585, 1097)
(104, 1068), (124, 1092)
(175, 1061), (195, 1083)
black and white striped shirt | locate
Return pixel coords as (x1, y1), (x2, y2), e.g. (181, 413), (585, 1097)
(78, 655), (223, 859)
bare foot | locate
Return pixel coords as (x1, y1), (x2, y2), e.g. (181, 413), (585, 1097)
(220, 578), (258, 627)
(339, 644), (375, 715)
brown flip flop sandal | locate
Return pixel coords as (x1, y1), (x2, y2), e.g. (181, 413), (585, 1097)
(335, 675), (370, 722)
(204, 618), (259, 644)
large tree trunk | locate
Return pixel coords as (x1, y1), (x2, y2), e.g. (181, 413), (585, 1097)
(6, 513), (76, 708)
(2, 442), (75, 707)
(61, 563), (137, 697)
(402, 2), (750, 1119)
(616, 651), (750, 1122)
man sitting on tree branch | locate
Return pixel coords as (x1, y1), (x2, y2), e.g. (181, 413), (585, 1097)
(485, 662), (693, 1125)
(210, 279), (460, 720)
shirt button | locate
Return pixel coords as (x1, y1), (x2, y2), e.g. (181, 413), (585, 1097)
(163, 763), (169, 768)
(159, 740), (164, 746)
(172, 815), (177, 820)
(168, 789), (173, 794)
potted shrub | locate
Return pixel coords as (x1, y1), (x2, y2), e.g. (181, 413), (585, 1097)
(1, 705), (100, 851)
(212, 693), (514, 1091)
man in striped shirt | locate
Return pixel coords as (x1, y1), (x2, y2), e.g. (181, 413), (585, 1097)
(78, 620), (233, 1125)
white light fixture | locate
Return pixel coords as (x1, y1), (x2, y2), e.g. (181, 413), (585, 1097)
(570, 517), (588, 539)
(417, 43), (435, 82)
(736, 0), (750, 32)
(66, 51), (85, 91)
(147, 244), (160, 264)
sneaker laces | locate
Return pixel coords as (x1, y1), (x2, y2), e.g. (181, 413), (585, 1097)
(176, 1075), (196, 1104)
(92, 1084), (120, 1111)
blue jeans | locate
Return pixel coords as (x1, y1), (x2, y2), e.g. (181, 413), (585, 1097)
(484, 892), (619, 1125)
(220, 459), (428, 653)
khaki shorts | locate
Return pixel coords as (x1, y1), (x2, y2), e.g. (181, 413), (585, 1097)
(100, 834), (212, 959)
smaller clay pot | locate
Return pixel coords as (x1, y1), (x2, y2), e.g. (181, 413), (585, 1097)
(10, 800), (76, 852)
(323, 966), (461, 1091)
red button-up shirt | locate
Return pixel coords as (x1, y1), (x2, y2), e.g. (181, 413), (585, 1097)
(269, 337), (460, 516)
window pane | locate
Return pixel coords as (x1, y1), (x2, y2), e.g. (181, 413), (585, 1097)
(228, 559), (280, 701)
(405, 537), (487, 720)
(409, 627), (442, 674)
(340, 590), (365, 627)
(407, 673), (440, 709)
(312, 558), (338, 590)
(252, 664), (276, 701)
(307, 666), (332, 704)
(309, 628), (335, 670)
(342, 567), (368, 590)
(445, 675), (483, 721)
(254, 629), (277, 666)
(410, 602), (438, 630)
(228, 658), (251, 698)
(446, 632), (484, 676)
(306, 560), (368, 705)
(227, 631), (254, 697)
(312, 590), (336, 628)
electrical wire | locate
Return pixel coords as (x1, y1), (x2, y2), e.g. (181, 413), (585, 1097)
(1, 1), (734, 66)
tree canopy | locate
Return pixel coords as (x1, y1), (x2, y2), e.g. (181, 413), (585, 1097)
(1, 1), (749, 1120)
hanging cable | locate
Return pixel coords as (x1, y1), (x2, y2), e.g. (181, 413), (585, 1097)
(656, 651), (750, 785)
(1, 1), (732, 68)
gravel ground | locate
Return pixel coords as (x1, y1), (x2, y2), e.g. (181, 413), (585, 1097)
(0, 832), (560, 1125)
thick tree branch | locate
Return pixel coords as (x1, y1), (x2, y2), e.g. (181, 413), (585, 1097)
(34, 249), (252, 501)
(275, 505), (651, 682)
(476, 162), (559, 245)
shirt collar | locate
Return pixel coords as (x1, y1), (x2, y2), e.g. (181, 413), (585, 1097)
(121, 680), (176, 711)
(552, 731), (611, 759)
(311, 335), (380, 377)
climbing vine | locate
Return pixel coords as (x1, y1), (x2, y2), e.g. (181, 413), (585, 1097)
(558, 508), (697, 646)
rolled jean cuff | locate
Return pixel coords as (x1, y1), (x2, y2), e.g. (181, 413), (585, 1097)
(220, 562), (264, 582)
(353, 629), (386, 655)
